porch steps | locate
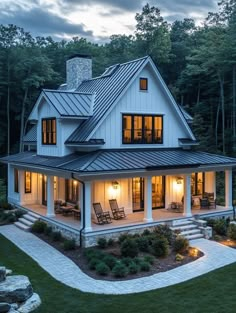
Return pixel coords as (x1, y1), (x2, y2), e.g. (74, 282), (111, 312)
(14, 211), (40, 232)
(170, 219), (204, 240)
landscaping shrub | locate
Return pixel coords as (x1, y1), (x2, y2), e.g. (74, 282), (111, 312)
(142, 229), (151, 236)
(153, 225), (173, 244)
(133, 257), (142, 265)
(88, 258), (100, 270)
(97, 237), (107, 249)
(136, 236), (150, 252)
(51, 231), (62, 242)
(121, 257), (133, 267)
(227, 223), (236, 240)
(63, 239), (76, 251)
(95, 262), (110, 276)
(151, 237), (169, 257)
(173, 236), (189, 253)
(120, 238), (139, 258)
(31, 220), (47, 234)
(44, 225), (52, 236)
(128, 262), (140, 274)
(103, 254), (117, 269)
(206, 218), (216, 228)
(139, 261), (150, 272)
(112, 262), (128, 277)
(143, 255), (155, 265)
(107, 238), (115, 246)
(118, 233), (130, 244)
(175, 253), (184, 261)
(15, 209), (25, 219)
(213, 219), (227, 236)
(6, 214), (17, 223)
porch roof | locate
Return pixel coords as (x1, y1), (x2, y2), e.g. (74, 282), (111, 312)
(1, 149), (236, 174)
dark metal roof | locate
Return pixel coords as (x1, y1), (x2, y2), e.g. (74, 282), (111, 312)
(179, 106), (193, 122)
(179, 138), (199, 145)
(1, 149), (236, 174)
(65, 56), (149, 143)
(43, 90), (93, 117)
(23, 124), (37, 143)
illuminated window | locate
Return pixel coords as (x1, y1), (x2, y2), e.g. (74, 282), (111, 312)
(140, 78), (148, 91)
(42, 118), (56, 145)
(191, 173), (205, 195)
(122, 114), (163, 144)
(14, 169), (19, 193)
(25, 171), (31, 193)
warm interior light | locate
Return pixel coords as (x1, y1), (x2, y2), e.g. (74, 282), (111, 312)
(112, 181), (119, 189)
(73, 180), (77, 186)
(176, 177), (183, 184)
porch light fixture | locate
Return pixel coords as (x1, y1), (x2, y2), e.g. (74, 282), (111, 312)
(112, 181), (119, 189)
(176, 177), (183, 184)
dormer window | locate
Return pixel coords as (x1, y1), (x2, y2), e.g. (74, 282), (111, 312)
(42, 118), (56, 145)
(140, 78), (148, 91)
(122, 114), (163, 144)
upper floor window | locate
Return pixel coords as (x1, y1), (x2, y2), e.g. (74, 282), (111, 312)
(140, 78), (148, 91)
(42, 118), (56, 145)
(122, 114), (163, 144)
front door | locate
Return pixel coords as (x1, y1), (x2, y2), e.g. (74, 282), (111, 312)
(132, 177), (144, 211)
(42, 175), (47, 205)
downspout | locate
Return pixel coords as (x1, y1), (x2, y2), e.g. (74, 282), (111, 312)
(71, 173), (85, 247)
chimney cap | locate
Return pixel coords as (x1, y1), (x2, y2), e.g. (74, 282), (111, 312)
(67, 54), (92, 60)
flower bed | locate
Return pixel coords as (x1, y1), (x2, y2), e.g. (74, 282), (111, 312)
(206, 218), (236, 248)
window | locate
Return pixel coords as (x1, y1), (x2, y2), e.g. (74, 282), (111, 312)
(25, 171), (31, 193)
(122, 114), (163, 144)
(65, 179), (79, 203)
(140, 78), (148, 91)
(191, 173), (205, 196)
(42, 118), (56, 145)
(14, 169), (19, 193)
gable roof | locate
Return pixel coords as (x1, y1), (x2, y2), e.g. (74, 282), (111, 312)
(23, 124), (37, 143)
(66, 56), (195, 144)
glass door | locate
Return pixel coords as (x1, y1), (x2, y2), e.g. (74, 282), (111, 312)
(42, 175), (47, 205)
(132, 177), (144, 211)
(152, 176), (165, 209)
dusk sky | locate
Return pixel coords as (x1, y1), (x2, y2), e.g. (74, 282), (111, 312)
(0, 0), (219, 42)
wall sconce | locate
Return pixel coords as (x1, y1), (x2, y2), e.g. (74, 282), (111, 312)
(112, 181), (119, 190)
(176, 177), (183, 184)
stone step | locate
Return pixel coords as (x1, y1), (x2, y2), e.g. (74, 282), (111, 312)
(185, 233), (204, 240)
(27, 211), (40, 219)
(180, 228), (201, 236)
(18, 217), (34, 227)
(23, 214), (38, 223)
(171, 224), (198, 231)
(14, 221), (30, 232)
(172, 219), (193, 227)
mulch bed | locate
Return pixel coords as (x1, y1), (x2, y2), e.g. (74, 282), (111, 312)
(34, 232), (204, 281)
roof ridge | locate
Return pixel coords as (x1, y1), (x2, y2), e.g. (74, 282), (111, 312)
(80, 150), (102, 171)
(43, 89), (93, 95)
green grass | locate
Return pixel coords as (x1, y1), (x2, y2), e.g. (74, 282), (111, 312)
(0, 234), (235, 313)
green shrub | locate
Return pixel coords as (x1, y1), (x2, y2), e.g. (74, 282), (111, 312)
(6, 214), (17, 223)
(103, 254), (117, 269)
(175, 253), (184, 261)
(63, 239), (76, 251)
(0, 201), (12, 210)
(107, 238), (115, 246)
(97, 237), (107, 249)
(51, 231), (62, 242)
(88, 258), (100, 270)
(153, 225), (173, 244)
(139, 261), (150, 271)
(121, 238), (139, 258)
(121, 257), (133, 267)
(112, 262), (128, 277)
(31, 220), (47, 234)
(213, 234), (222, 241)
(173, 236), (189, 253)
(206, 218), (216, 228)
(227, 223), (236, 240)
(15, 209), (25, 218)
(214, 219), (227, 236)
(95, 262), (110, 276)
(44, 225), (52, 236)
(133, 257), (142, 265)
(151, 237), (169, 257)
(143, 255), (155, 265)
(142, 229), (151, 236)
(136, 236), (150, 252)
(85, 249), (106, 262)
(118, 233), (130, 244)
(128, 262), (140, 274)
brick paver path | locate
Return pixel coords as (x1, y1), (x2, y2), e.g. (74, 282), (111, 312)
(1, 225), (236, 294)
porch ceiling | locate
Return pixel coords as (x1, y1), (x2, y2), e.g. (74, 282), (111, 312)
(1, 148), (236, 176)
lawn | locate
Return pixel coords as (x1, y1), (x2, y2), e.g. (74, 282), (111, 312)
(0, 234), (235, 313)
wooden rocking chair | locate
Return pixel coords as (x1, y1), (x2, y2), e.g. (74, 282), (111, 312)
(109, 199), (126, 220)
(93, 203), (112, 224)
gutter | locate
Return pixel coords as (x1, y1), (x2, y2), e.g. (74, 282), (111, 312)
(71, 173), (85, 247)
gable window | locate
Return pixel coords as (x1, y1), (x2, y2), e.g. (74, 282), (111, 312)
(140, 78), (148, 91)
(14, 169), (19, 193)
(65, 179), (79, 203)
(25, 171), (31, 193)
(122, 114), (163, 144)
(42, 118), (56, 145)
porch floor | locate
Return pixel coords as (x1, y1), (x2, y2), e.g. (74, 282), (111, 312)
(24, 204), (232, 231)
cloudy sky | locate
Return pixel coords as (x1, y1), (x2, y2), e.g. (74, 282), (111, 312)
(0, 0), (219, 42)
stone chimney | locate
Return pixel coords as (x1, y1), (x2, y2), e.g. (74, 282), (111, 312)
(66, 54), (92, 90)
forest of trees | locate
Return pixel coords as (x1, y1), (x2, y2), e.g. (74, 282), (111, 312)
(1, 0), (236, 157)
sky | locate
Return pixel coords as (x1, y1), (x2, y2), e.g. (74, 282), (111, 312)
(0, 0), (219, 42)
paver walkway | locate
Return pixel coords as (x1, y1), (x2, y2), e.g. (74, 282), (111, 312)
(1, 225), (236, 294)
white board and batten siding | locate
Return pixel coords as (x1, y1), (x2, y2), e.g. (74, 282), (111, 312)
(93, 65), (189, 149)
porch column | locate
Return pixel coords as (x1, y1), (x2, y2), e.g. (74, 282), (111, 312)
(143, 176), (153, 222)
(84, 181), (92, 232)
(18, 170), (25, 204)
(183, 174), (192, 217)
(46, 175), (55, 217)
(79, 182), (84, 230)
(225, 169), (233, 209)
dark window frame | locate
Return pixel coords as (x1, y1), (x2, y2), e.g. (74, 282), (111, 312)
(65, 179), (79, 204)
(14, 169), (19, 193)
(25, 171), (32, 194)
(42, 118), (56, 145)
(122, 114), (163, 144)
(140, 78), (148, 91)
(191, 172), (205, 196)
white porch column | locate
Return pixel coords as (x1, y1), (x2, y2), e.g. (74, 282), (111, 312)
(84, 181), (92, 232)
(225, 169), (233, 209)
(183, 174), (192, 217)
(79, 182), (84, 229)
(143, 176), (153, 222)
(46, 175), (55, 217)
(18, 170), (25, 205)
